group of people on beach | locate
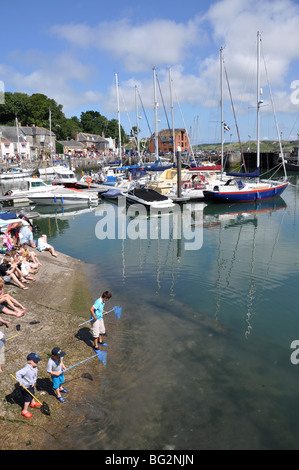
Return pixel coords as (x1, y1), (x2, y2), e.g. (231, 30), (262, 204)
(0, 219), (61, 417)
(14, 290), (112, 418)
(0, 217), (113, 419)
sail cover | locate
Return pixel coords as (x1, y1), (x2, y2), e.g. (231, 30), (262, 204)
(226, 169), (260, 178)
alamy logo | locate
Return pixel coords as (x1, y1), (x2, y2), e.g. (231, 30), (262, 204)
(290, 80), (299, 105)
(290, 340), (299, 364)
(94, 196), (203, 251)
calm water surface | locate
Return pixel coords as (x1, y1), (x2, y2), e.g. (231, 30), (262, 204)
(6, 175), (299, 450)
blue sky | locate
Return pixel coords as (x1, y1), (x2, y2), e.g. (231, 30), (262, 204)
(1, 0), (299, 147)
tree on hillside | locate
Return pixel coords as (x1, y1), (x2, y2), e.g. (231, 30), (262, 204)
(106, 118), (128, 146)
(0, 92), (31, 125)
(0, 91), (129, 145)
(80, 110), (108, 135)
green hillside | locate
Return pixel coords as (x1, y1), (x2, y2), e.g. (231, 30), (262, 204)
(196, 140), (297, 154)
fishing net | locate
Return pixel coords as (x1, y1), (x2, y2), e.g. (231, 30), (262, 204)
(95, 349), (107, 366)
(41, 402), (51, 416)
(112, 306), (122, 319)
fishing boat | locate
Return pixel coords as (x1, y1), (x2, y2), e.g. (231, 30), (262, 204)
(3, 177), (60, 197)
(0, 168), (33, 180)
(38, 165), (77, 185)
(28, 187), (99, 206)
(203, 32), (289, 203)
(284, 160), (299, 172)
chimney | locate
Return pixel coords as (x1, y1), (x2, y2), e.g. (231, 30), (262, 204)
(75, 130), (78, 141)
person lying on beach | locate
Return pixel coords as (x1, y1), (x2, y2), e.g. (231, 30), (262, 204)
(0, 278), (26, 317)
(37, 235), (58, 258)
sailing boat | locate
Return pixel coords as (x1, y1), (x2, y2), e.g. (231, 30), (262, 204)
(203, 32), (289, 203)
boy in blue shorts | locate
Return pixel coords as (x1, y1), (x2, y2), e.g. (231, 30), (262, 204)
(47, 347), (67, 403)
(90, 291), (112, 349)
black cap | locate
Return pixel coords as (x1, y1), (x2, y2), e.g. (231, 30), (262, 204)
(51, 347), (65, 357)
(27, 353), (41, 363)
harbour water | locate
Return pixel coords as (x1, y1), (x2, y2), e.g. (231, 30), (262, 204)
(3, 175), (299, 450)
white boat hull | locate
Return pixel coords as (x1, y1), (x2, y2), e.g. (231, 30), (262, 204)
(28, 188), (99, 206)
(0, 169), (33, 180)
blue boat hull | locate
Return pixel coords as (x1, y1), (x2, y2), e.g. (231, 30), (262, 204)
(203, 182), (289, 203)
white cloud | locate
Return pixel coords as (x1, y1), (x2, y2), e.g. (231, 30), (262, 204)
(2, 0), (299, 127)
(200, 0), (299, 112)
(51, 18), (204, 72)
(0, 51), (103, 113)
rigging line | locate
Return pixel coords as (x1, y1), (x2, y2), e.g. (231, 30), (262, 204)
(156, 73), (172, 134)
(260, 39), (287, 179)
(137, 89), (155, 150)
(172, 85), (195, 160)
(223, 62), (247, 171)
(286, 114), (299, 141)
(120, 90), (138, 149)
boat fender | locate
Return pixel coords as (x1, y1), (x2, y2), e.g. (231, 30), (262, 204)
(213, 185), (219, 192)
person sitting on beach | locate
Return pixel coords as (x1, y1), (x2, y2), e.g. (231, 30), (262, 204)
(9, 247), (38, 281)
(19, 224), (36, 249)
(37, 235), (58, 258)
(19, 243), (42, 267)
(0, 278), (26, 317)
(0, 255), (29, 290)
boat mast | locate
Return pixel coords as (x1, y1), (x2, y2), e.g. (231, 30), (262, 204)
(135, 85), (140, 162)
(153, 67), (159, 162)
(257, 31), (261, 171)
(220, 46), (224, 178)
(115, 73), (122, 165)
(49, 107), (53, 166)
(169, 67), (175, 164)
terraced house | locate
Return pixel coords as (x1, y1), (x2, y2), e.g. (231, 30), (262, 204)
(0, 125), (55, 160)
